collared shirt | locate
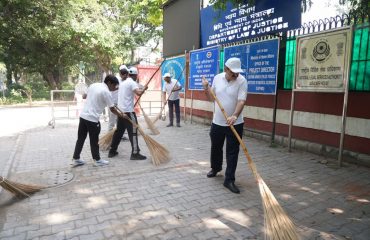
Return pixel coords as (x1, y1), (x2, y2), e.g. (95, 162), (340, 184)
(211, 72), (248, 126)
(80, 83), (114, 123)
(117, 77), (139, 112)
(163, 78), (181, 101)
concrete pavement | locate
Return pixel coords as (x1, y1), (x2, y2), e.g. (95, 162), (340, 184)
(0, 117), (369, 240)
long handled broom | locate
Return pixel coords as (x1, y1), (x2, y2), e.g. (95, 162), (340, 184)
(115, 107), (170, 166)
(153, 66), (186, 124)
(138, 102), (160, 135)
(206, 79), (299, 240)
(99, 127), (116, 150)
(98, 59), (166, 146)
(0, 176), (43, 198)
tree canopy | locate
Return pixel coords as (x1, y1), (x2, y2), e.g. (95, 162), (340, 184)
(0, 0), (165, 89)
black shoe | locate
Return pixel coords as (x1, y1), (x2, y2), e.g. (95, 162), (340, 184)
(176, 123), (181, 127)
(166, 123), (173, 127)
(121, 136), (128, 141)
(130, 153), (147, 160)
(207, 169), (219, 178)
(108, 151), (118, 158)
(223, 182), (240, 194)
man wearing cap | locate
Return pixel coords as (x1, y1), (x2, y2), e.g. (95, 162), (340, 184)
(109, 66), (147, 160)
(72, 75), (124, 167)
(162, 72), (182, 127)
(108, 65), (129, 131)
(202, 57), (247, 194)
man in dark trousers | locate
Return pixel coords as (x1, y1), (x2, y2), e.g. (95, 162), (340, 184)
(72, 75), (123, 167)
(108, 67), (147, 160)
(202, 57), (247, 194)
(162, 72), (182, 127)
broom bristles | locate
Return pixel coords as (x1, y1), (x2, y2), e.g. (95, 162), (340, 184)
(140, 104), (160, 135)
(258, 175), (299, 240)
(99, 128), (116, 150)
(0, 176), (43, 198)
(137, 127), (170, 166)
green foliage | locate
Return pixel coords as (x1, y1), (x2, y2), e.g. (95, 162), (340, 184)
(0, 0), (165, 90)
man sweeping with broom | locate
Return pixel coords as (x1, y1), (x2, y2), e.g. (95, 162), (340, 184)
(108, 67), (148, 160)
(72, 75), (124, 167)
(202, 57), (247, 194)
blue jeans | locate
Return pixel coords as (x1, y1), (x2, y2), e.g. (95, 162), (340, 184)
(209, 123), (243, 183)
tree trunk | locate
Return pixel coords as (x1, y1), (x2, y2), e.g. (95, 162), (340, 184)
(42, 70), (61, 90)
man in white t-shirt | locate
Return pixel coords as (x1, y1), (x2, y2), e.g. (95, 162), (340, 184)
(162, 73), (182, 127)
(108, 65), (129, 131)
(72, 75), (124, 167)
(109, 67), (148, 160)
(202, 57), (247, 194)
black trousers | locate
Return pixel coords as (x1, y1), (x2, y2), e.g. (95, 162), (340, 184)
(168, 99), (180, 124)
(73, 117), (101, 160)
(209, 123), (243, 183)
(110, 112), (140, 154)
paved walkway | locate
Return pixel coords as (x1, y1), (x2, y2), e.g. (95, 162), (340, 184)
(0, 118), (369, 240)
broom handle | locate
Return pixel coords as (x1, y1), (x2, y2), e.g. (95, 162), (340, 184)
(114, 106), (142, 131)
(207, 85), (259, 179)
(134, 58), (167, 107)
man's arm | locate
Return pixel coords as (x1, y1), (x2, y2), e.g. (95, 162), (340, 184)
(109, 106), (126, 119)
(133, 85), (148, 96)
(202, 77), (214, 102)
(162, 91), (167, 104)
(226, 100), (245, 125)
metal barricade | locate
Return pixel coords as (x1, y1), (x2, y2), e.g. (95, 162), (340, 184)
(48, 90), (80, 128)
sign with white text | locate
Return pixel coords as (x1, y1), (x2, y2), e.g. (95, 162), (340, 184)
(189, 46), (219, 90)
(201, 0), (300, 48)
(224, 39), (279, 94)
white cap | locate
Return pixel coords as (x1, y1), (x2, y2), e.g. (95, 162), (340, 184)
(225, 57), (243, 73)
(119, 65), (128, 71)
(128, 67), (138, 75)
(163, 73), (171, 78)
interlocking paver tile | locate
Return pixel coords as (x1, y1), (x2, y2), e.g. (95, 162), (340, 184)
(0, 120), (369, 239)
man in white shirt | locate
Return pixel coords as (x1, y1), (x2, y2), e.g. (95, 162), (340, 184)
(72, 75), (123, 167)
(162, 73), (182, 127)
(202, 57), (247, 194)
(109, 67), (147, 160)
(108, 65), (129, 131)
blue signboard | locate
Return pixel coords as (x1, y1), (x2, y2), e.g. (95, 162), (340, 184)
(189, 46), (219, 90)
(161, 56), (186, 93)
(224, 39), (279, 94)
(201, 0), (301, 48)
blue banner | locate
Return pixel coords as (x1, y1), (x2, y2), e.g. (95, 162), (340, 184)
(189, 46), (219, 90)
(201, 0), (301, 48)
(161, 56), (186, 93)
(224, 39), (279, 94)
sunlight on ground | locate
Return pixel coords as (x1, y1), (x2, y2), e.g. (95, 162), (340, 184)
(142, 210), (167, 218)
(74, 187), (93, 194)
(279, 193), (292, 200)
(300, 186), (320, 195)
(86, 196), (108, 209)
(45, 212), (71, 224)
(216, 208), (251, 227)
(203, 217), (230, 230)
(187, 169), (201, 174)
(327, 208), (344, 214)
(356, 198), (370, 203)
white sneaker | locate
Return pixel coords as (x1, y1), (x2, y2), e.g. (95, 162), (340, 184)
(94, 159), (109, 167)
(71, 159), (85, 166)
